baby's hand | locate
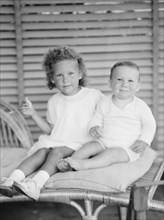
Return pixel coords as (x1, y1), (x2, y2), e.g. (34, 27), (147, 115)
(130, 140), (148, 153)
(90, 126), (103, 138)
(21, 97), (35, 116)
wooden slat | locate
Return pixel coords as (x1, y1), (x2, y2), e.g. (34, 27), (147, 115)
(22, 28), (152, 38)
(152, 0), (160, 148)
(22, 11), (152, 22)
(22, 59), (153, 71)
(21, 3), (151, 14)
(14, 0), (24, 107)
(0, 7), (14, 14)
(21, 0), (148, 4)
(22, 20), (152, 30)
(0, 73), (17, 80)
(0, 0), (14, 5)
(1, 88), (18, 95)
(0, 23), (15, 30)
(22, 44), (153, 56)
(21, 51), (154, 63)
(0, 14), (14, 22)
(0, 32), (15, 39)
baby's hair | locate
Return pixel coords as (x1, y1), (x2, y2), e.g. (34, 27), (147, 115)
(110, 61), (140, 80)
(43, 46), (87, 89)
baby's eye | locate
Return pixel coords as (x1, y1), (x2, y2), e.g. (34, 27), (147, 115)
(56, 74), (63, 78)
(117, 78), (122, 81)
(129, 80), (134, 83)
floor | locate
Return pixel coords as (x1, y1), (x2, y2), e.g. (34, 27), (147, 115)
(0, 183), (164, 220)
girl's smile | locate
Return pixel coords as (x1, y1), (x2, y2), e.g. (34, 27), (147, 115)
(52, 60), (82, 96)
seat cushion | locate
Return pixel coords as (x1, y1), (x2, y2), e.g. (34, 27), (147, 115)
(0, 147), (27, 181)
(45, 147), (157, 192)
(0, 147), (157, 193)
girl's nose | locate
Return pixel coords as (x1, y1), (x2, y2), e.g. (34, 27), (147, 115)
(63, 75), (70, 82)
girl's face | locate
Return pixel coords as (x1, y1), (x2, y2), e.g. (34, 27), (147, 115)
(109, 66), (140, 100)
(52, 60), (83, 96)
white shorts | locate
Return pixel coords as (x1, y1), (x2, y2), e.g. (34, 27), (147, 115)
(94, 139), (141, 162)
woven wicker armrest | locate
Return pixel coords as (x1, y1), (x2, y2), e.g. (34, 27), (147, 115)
(127, 164), (164, 220)
(0, 99), (33, 149)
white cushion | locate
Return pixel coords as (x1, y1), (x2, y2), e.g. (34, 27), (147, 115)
(45, 147), (157, 192)
(0, 147), (27, 180)
(0, 147), (157, 193)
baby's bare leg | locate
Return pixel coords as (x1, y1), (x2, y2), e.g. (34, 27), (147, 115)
(40, 147), (74, 176)
(57, 141), (103, 172)
(67, 147), (129, 170)
(72, 140), (103, 159)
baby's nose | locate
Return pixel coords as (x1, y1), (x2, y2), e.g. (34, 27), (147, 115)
(122, 80), (129, 86)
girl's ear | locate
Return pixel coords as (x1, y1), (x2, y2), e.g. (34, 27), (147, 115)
(51, 79), (55, 83)
(78, 71), (83, 79)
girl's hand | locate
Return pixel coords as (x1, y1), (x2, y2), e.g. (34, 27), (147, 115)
(21, 97), (35, 117)
(90, 126), (103, 138)
(130, 140), (148, 153)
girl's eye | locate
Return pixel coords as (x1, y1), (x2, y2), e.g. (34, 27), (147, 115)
(129, 80), (134, 83)
(117, 78), (122, 81)
(69, 72), (74, 76)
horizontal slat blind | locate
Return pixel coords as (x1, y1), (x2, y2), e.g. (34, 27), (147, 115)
(0, 0), (163, 156)
(0, 0), (17, 103)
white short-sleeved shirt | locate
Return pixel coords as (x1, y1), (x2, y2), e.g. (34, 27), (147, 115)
(28, 87), (104, 155)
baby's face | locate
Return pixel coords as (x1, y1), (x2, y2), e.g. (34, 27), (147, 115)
(109, 66), (140, 100)
(52, 60), (82, 96)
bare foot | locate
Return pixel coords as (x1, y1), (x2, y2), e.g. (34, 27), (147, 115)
(66, 157), (86, 170)
(57, 159), (73, 172)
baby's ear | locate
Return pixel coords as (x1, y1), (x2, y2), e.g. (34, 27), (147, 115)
(136, 82), (141, 92)
(108, 78), (112, 87)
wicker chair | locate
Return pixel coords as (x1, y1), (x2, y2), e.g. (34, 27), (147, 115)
(0, 99), (163, 220)
(0, 99), (33, 149)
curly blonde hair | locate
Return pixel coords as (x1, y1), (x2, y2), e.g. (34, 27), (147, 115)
(43, 46), (87, 89)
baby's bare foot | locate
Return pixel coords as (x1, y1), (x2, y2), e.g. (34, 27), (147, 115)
(57, 159), (72, 172)
(66, 157), (86, 170)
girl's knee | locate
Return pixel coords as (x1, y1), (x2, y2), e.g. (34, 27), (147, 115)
(50, 147), (62, 157)
(49, 147), (71, 159)
(35, 148), (50, 157)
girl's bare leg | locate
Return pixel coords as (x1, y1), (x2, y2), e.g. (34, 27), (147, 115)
(67, 147), (130, 170)
(17, 148), (50, 176)
(10, 147), (74, 200)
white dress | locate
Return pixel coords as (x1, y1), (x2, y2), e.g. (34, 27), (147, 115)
(28, 87), (104, 155)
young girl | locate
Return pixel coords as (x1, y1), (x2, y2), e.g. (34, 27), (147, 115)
(0, 46), (104, 200)
(59, 61), (156, 171)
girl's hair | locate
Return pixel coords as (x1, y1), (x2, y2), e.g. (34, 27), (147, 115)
(110, 61), (140, 79)
(43, 46), (87, 89)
